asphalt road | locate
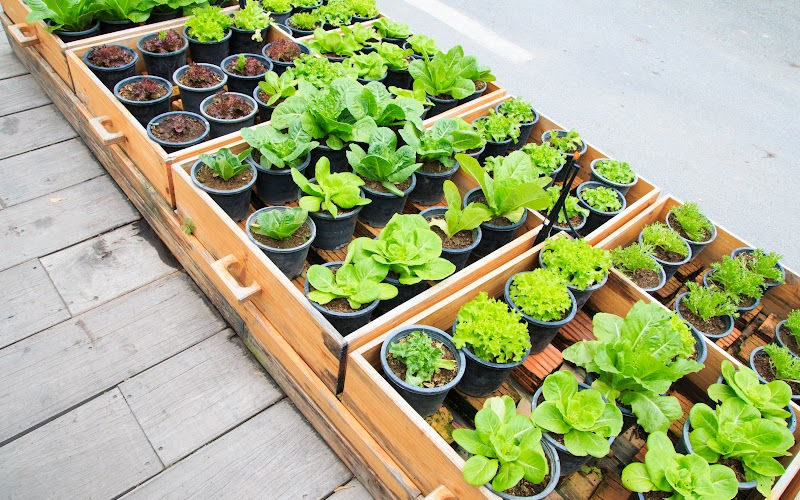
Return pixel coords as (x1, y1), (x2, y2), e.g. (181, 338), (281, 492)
(378, 0), (800, 268)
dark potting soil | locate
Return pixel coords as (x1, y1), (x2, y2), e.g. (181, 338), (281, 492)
(119, 78), (168, 101)
(504, 474), (551, 497)
(178, 65), (223, 89)
(204, 94), (254, 119)
(386, 337), (457, 388)
(472, 193), (513, 226)
(653, 244), (686, 264)
(251, 223), (311, 249)
(195, 164), (253, 190)
(88, 45), (133, 68)
(256, 90), (285, 107)
(465, 147), (482, 155)
(753, 350), (800, 395)
(718, 458), (747, 483)
(225, 57), (268, 76)
(667, 212), (711, 243)
(678, 301), (728, 335)
(309, 267), (367, 313)
(361, 176), (412, 194)
(736, 252), (780, 284)
(150, 114), (205, 143)
(624, 268), (661, 289)
(429, 218), (474, 249)
(421, 159), (451, 174)
(473, 80), (486, 93)
(780, 325), (800, 357)
(542, 209), (583, 230)
(141, 29), (184, 53)
(642, 491), (671, 500)
(264, 39), (302, 62)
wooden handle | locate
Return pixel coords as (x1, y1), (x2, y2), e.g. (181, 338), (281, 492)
(211, 254), (261, 303)
(423, 486), (455, 500)
(8, 24), (38, 47)
(88, 116), (125, 145)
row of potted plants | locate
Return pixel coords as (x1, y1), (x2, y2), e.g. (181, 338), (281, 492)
(276, 0), (380, 35)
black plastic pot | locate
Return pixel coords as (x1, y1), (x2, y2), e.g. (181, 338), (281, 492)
(750, 346), (800, 403)
(731, 247), (786, 292)
(298, 180), (365, 250)
(674, 292), (734, 339)
(221, 53), (272, 96)
(309, 144), (349, 173)
(384, 66), (412, 89)
(357, 71), (387, 85)
(380, 325), (466, 418)
(378, 277), (428, 315)
(292, 1), (322, 13)
(262, 40), (310, 75)
(541, 129), (588, 162)
(680, 419), (758, 493)
(229, 24), (270, 55)
(173, 63), (227, 114)
(488, 440), (561, 499)
(380, 36), (408, 47)
(138, 32), (188, 80)
(248, 151), (309, 204)
(506, 273), (577, 353)
(146, 111), (210, 153)
(426, 94), (458, 117)
(359, 174), (417, 228)
(454, 320), (530, 397)
(252, 86), (278, 123)
(474, 117), (513, 161)
(53, 21), (100, 43)
(147, 7), (180, 23)
(352, 13), (379, 23)
(190, 160), (256, 222)
(589, 158), (638, 196)
(270, 9), (292, 26)
(464, 187), (526, 258)
(286, 22), (316, 38)
(246, 206), (315, 279)
(637, 231), (691, 281)
(713, 374), (797, 432)
(495, 103), (539, 151)
(99, 18), (134, 34)
(200, 92), (258, 138)
(702, 269), (762, 313)
(183, 26), (231, 65)
(691, 329), (708, 365)
(537, 250), (609, 311)
(409, 161), (458, 206)
(114, 75), (173, 127)
(775, 320), (800, 359)
(665, 209), (717, 259)
(419, 207), (481, 271)
(575, 181), (627, 236)
(82, 45), (137, 91)
(304, 262), (379, 335)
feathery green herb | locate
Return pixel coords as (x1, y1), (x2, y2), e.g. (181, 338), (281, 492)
(641, 222), (689, 257)
(670, 202), (713, 242)
(612, 243), (660, 274)
(682, 282), (738, 321)
(389, 330), (456, 387)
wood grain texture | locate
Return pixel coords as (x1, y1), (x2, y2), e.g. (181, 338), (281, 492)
(0, 74), (49, 116)
(0, 104), (76, 159)
(0, 259), (68, 348)
(120, 330), (283, 465)
(0, 388), (162, 499)
(0, 31), (26, 79)
(41, 221), (178, 314)
(327, 478), (373, 500)
(0, 175), (140, 271)
(124, 399), (352, 500)
(0, 273), (225, 443)
(0, 138), (103, 206)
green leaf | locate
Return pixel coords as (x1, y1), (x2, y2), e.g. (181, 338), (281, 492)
(249, 207), (307, 240)
(461, 455), (497, 487)
(564, 429), (610, 457)
(621, 462), (653, 493)
(532, 401), (570, 434)
(621, 391), (683, 434)
(452, 429), (495, 458)
(492, 463), (525, 493)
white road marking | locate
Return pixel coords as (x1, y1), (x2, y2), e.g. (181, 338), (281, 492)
(401, 0), (534, 63)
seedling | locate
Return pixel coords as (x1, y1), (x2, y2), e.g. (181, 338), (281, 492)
(509, 268), (572, 322)
(87, 45), (132, 67)
(453, 292), (530, 363)
(307, 259), (397, 309)
(406, 34), (438, 56)
(241, 124), (318, 169)
(708, 256), (765, 304)
(540, 237), (612, 290)
(428, 181), (491, 239)
(369, 42), (412, 70)
(181, 218), (195, 235)
(474, 110), (521, 143)
(308, 27), (361, 56)
(546, 129), (583, 153)
(497, 97), (534, 124)
(316, 0), (353, 27)
(786, 309), (800, 344)
(198, 147), (252, 181)
(408, 46), (475, 100)
(400, 118), (483, 170)
(249, 207), (308, 240)
(388, 330), (456, 387)
(611, 243), (660, 275)
(185, 6), (233, 42)
(349, 0), (378, 18)
(641, 222), (689, 258)
(594, 159), (635, 184)
(346, 128), (421, 196)
(682, 282), (738, 321)
(580, 186), (622, 212)
(669, 202), (713, 242)
(521, 142), (565, 175)
(257, 70), (298, 106)
(763, 344), (800, 384)
(26, 0), (103, 32)
(342, 52), (388, 80)
(292, 157), (371, 217)
(232, 0), (271, 41)
(262, 0), (291, 12)
(708, 360), (792, 426)
(739, 248), (784, 283)
(264, 39), (301, 62)
(142, 29), (184, 53)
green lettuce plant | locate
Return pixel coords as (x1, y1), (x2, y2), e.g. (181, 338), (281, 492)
(291, 0), (318, 6)
(97, 0), (153, 23)
(262, 0), (291, 12)
(316, 0), (352, 27)
(641, 222), (689, 258)
(611, 243), (660, 276)
(369, 42), (412, 70)
(26, 0), (103, 32)
(241, 123), (318, 170)
(399, 118), (483, 169)
(708, 360), (792, 426)
(670, 202), (713, 242)
(308, 27), (361, 56)
(786, 309), (800, 344)
(428, 181), (491, 239)
(346, 81), (425, 130)
(349, 0), (378, 18)
(388, 82), (433, 108)
(232, 0), (271, 39)
(388, 330), (456, 387)
(452, 292), (530, 363)
(508, 269), (572, 322)
(292, 157), (371, 217)
(374, 17), (411, 39)
(198, 148), (252, 180)
(249, 207), (307, 240)
(546, 129), (583, 153)
(563, 301), (703, 433)
(307, 258), (397, 309)
(346, 128), (421, 196)
(708, 256), (765, 304)
(532, 371), (622, 457)
(521, 142), (565, 175)
(287, 12), (320, 30)
(682, 282), (738, 321)
(763, 344), (800, 384)
(544, 186), (589, 224)
(185, 6), (232, 42)
(452, 395), (549, 492)
(581, 186), (622, 212)
(540, 237), (612, 290)
(740, 248), (784, 284)
(622, 431), (738, 500)
(688, 398), (794, 496)
(497, 97), (534, 124)
(594, 159), (635, 184)
(257, 70), (297, 106)
(290, 54), (358, 88)
(342, 52), (388, 80)
(406, 34), (438, 56)
(474, 110), (521, 143)
(458, 51), (495, 85)
(408, 45), (475, 100)
(341, 23), (379, 46)
(345, 213), (456, 285)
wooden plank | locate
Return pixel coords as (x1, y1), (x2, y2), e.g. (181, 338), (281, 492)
(0, 31), (26, 79)
(0, 175), (140, 271)
(120, 330), (283, 466)
(0, 388), (162, 499)
(0, 138), (103, 207)
(0, 73), (49, 116)
(327, 478), (372, 500)
(0, 273), (225, 443)
(41, 221), (179, 315)
(123, 399), (352, 500)
(0, 104), (76, 159)
(0, 259), (68, 348)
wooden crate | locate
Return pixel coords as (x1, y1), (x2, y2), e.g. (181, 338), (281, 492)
(342, 237), (800, 499)
(63, 14), (291, 206)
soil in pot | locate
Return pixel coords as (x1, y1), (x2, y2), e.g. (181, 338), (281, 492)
(623, 268), (661, 289)
(386, 337), (458, 389)
(87, 44), (134, 68)
(471, 192), (513, 227)
(361, 176), (412, 195)
(118, 77), (169, 102)
(149, 113), (206, 143)
(203, 92), (254, 119)
(224, 55), (268, 76)
(250, 224), (312, 249)
(502, 474), (552, 498)
(264, 39), (302, 62)
(753, 349), (800, 395)
(667, 212), (713, 244)
(678, 301), (729, 336)
(429, 218), (475, 249)
(778, 324), (800, 356)
(139, 29), (187, 79)
(178, 64), (223, 88)
(194, 163), (254, 191)
(652, 244), (686, 264)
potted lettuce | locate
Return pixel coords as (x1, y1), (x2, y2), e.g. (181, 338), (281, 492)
(246, 206), (315, 278)
(541, 128), (586, 161)
(541, 186), (589, 234)
(538, 237), (612, 311)
(776, 309), (800, 358)
(370, 42), (414, 89)
(731, 247), (785, 293)
(611, 243), (666, 292)
(230, 0), (272, 55)
(192, 148), (256, 222)
(184, 6), (233, 64)
(576, 182), (626, 234)
(495, 97), (538, 150)
(638, 222), (691, 281)
(408, 45), (476, 116)
(674, 282), (737, 339)
(702, 255), (766, 312)
(473, 110), (521, 161)
(666, 202), (717, 258)
(750, 344), (800, 403)
(589, 158), (638, 196)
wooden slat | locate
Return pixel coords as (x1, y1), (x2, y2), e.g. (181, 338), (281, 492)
(327, 478), (373, 500)
(0, 73), (48, 116)
(0, 103), (76, 159)
(0, 31), (27, 79)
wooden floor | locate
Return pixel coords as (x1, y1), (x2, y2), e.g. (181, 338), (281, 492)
(0, 33), (371, 500)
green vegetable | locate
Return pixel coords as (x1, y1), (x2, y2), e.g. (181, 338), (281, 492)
(408, 46), (475, 100)
(786, 309), (800, 344)
(533, 371), (622, 457)
(611, 243), (660, 276)
(290, 53), (358, 88)
(563, 301), (703, 433)
(249, 207), (308, 240)
(185, 6), (233, 42)
(288, 12), (319, 30)
(346, 128), (420, 196)
(399, 118), (483, 169)
(540, 237), (612, 290)
(641, 222), (689, 257)
(388, 82), (433, 108)
(308, 27), (361, 57)
(232, 0), (271, 37)
(291, 0), (318, 6)
(373, 17), (411, 39)
(26, 0), (103, 32)
(459, 52), (495, 84)
(452, 292), (530, 363)
(262, 0), (291, 12)
(509, 269), (572, 322)
(153, 0), (206, 12)
(709, 256), (765, 303)
(307, 259), (397, 309)
(316, 0), (353, 27)
(669, 202), (712, 242)
(345, 213), (456, 285)
(347, 81), (425, 130)
(342, 52), (388, 80)
(406, 34), (438, 56)
(292, 157), (371, 217)
(369, 42), (412, 70)
(388, 330), (456, 387)
(763, 344), (800, 384)
(474, 110), (521, 143)
(740, 248), (784, 284)
(545, 129), (583, 153)
(688, 398), (794, 496)
(198, 147), (252, 181)
(457, 152), (549, 223)
(256, 70), (297, 106)
(452, 395), (549, 492)
(341, 23), (379, 46)
(241, 123), (318, 170)
(682, 282), (738, 322)
(428, 181), (491, 239)
(544, 186), (589, 224)
(580, 186), (622, 212)
(97, 0), (153, 23)
(593, 159), (635, 185)
(497, 97), (534, 124)
(349, 0), (378, 18)
(521, 142), (565, 175)
(621, 431), (738, 500)
(708, 360), (792, 426)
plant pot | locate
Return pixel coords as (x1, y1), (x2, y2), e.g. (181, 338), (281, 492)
(377, 276), (428, 315)
(114, 75), (173, 127)
(464, 187), (526, 258)
(473, 117), (513, 161)
(183, 26), (231, 65)
(731, 247), (786, 292)
(190, 160), (256, 222)
(82, 45), (137, 91)
(618, 257), (666, 293)
(380, 325), (466, 418)
(713, 374), (797, 432)
(680, 419), (759, 492)
(549, 212), (587, 235)
(147, 8), (180, 23)
(262, 40), (310, 75)
(248, 151), (309, 204)
(426, 94), (458, 117)
(750, 346), (800, 403)
(419, 207), (481, 271)
(674, 292), (734, 339)
(453, 321), (529, 397)
(775, 320), (800, 359)
(99, 18), (134, 34)
(409, 161), (458, 205)
(252, 86), (280, 123)
(536, 250), (609, 311)
(358, 174), (417, 228)
(53, 21), (100, 43)
(357, 71), (388, 85)
(665, 210), (717, 259)
(702, 269), (762, 313)
(173, 63), (227, 114)
(636, 231), (691, 282)
(286, 22), (316, 38)
(269, 9), (292, 26)
(381, 36), (408, 47)
(458, 80), (488, 106)
(292, 1), (322, 13)
(221, 53), (272, 96)
(402, 41), (421, 60)
(304, 262), (379, 335)
(229, 25), (270, 55)
(138, 33), (188, 80)
(589, 158), (638, 196)
(352, 14), (379, 22)
(541, 129), (588, 162)
(495, 103), (539, 151)
(576, 181), (626, 235)
(384, 66), (412, 89)
(506, 273), (577, 353)
(200, 91), (258, 138)
(146, 111), (210, 153)
(488, 440), (561, 499)
(299, 180), (365, 250)
(309, 143), (349, 173)
(691, 329), (708, 364)
(246, 206), (315, 279)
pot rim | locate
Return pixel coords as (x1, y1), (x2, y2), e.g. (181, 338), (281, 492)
(220, 53), (273, 80)
(637, 231), (692, 267)
(414, 159), (459, 179)
(505, 272), (578, 327)
(589, 158), (639, 189)
(674, 292), (734, 339)
(617, 256), (666, 293)
(52, 20), (100, 36)
(261, 40), (311, 66)
(540, 129), (588, 156)
(137, 32), (189, 56)
(182, 25), (232, 45)
(665, 208), (718, 246)
(303, 262), (380, 318)
(147, 111), (210, 148)
(200, 91), (258, 124)
(576, 181), (627, 216)
(114, 75), (173, 106)
(173, 63), (228, 92)
(246, 206), (317, 253)
(464, 187), (528, 231)
(487, 439), (561, 499)
(190, 160), (257, 195)
(83, 45), (138, 72)
(419, 207), (482, 255)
